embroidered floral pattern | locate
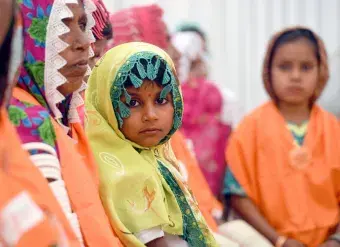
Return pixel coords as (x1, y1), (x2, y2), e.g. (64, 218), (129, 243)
(25, 61), (45, 88)
(9, 98), (57, 152)
(8, 106), (28, 126)
(26, 5), (51, 47)
(38, 117), (56, 147)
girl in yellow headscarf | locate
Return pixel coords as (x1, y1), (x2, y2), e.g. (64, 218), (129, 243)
(85, 42), (217, 247)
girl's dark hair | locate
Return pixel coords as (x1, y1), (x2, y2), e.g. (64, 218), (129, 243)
(102, 22), (113, 40)
(0, 15), (14, 106)
(94, 22), (113, 41)
(268, 28), (321, 71)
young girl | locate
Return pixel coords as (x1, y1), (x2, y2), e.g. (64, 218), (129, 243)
(109, 4), (225, 234)
(225, 27), (340, 247)
(85, 42), (217, 247)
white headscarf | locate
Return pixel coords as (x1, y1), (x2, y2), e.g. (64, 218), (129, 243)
(171, 31), (203, 82)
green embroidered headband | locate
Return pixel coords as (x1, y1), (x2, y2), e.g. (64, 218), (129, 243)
(110, 51), (183, 143)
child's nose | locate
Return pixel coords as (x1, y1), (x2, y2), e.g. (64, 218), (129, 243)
(143, 105), (158, 122)
(291, 68), (301, 81)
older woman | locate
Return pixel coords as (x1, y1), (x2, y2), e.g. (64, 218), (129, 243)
(8, 0), (121, 246)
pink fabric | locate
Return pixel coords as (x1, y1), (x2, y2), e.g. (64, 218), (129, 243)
(108, 4), (168, 50)
(181, 77), (231, 196)
(91, 0), (110, 40)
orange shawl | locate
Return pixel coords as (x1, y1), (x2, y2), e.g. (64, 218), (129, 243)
(0, 109), (80, 246)
(12, 88), (122, 247)
(227, 102), (340, 246)
(171, 131), (222, 232)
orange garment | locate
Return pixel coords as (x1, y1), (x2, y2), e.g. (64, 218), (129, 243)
(171, 131), (222, 232)
(227, 102), (340, 246)
(0, 171), (59, 247)
(0, 109), (80, 247)
(72, 92), (99, 185)
(70, 123), (99, 186)
(13, 88), (122, 247)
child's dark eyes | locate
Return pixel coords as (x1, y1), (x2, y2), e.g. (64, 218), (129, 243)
(156, 98), (168, 105)
(278, 63), (292, 71)
(127, 98), (169, 108)
(301, 63), (313, 71)
(128, 100), (140, 108)
(278, 62), (315, 72)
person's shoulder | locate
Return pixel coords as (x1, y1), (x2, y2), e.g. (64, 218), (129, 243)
(313, 105), (340, 132)
(314, 104), (339, 123)
(235, 102), (271, 128)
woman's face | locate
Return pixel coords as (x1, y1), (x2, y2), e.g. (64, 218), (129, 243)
(190, 58), (207, 79)
(58, 0), (90, 96)
(89, 39), (108, 69)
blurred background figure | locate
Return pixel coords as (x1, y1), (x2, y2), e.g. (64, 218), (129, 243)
(172, 30), (231, 198)
(103, 0), (340, 119)
(89, 0), (113, 69)
(79, 0), (113, 126)
(175, 22), (243, 129)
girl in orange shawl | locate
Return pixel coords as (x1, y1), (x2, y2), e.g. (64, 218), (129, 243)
(225, 27), (340, 247)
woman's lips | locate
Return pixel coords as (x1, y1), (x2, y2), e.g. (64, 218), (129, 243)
(64, 59), (88, 77)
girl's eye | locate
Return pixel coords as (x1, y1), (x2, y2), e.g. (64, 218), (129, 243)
(128, 100), (140, 107)
(279, 63), (291, 71)
(301, 63), (312, 71)
(156, 98), (168, 105)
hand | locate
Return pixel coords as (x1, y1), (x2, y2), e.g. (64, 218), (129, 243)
(283, 239), (305, 247)
(319, 240), (340, 247)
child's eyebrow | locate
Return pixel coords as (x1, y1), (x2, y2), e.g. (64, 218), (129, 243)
(125, 90), (140, 97)
(127, 92), (139, 97)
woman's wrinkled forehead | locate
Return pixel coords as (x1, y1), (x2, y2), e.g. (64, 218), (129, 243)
(63, 1), (86, 25)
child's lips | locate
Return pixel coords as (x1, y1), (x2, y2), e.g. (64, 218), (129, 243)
(287, 86), (304, 94)
(139, 128), (162, 135)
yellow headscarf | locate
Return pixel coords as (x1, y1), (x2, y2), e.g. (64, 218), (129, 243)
(85, 42), (217, 247)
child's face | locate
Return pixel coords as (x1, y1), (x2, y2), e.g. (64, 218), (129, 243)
(271, 38), (319, 106)
(120, 80), (174, 147)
